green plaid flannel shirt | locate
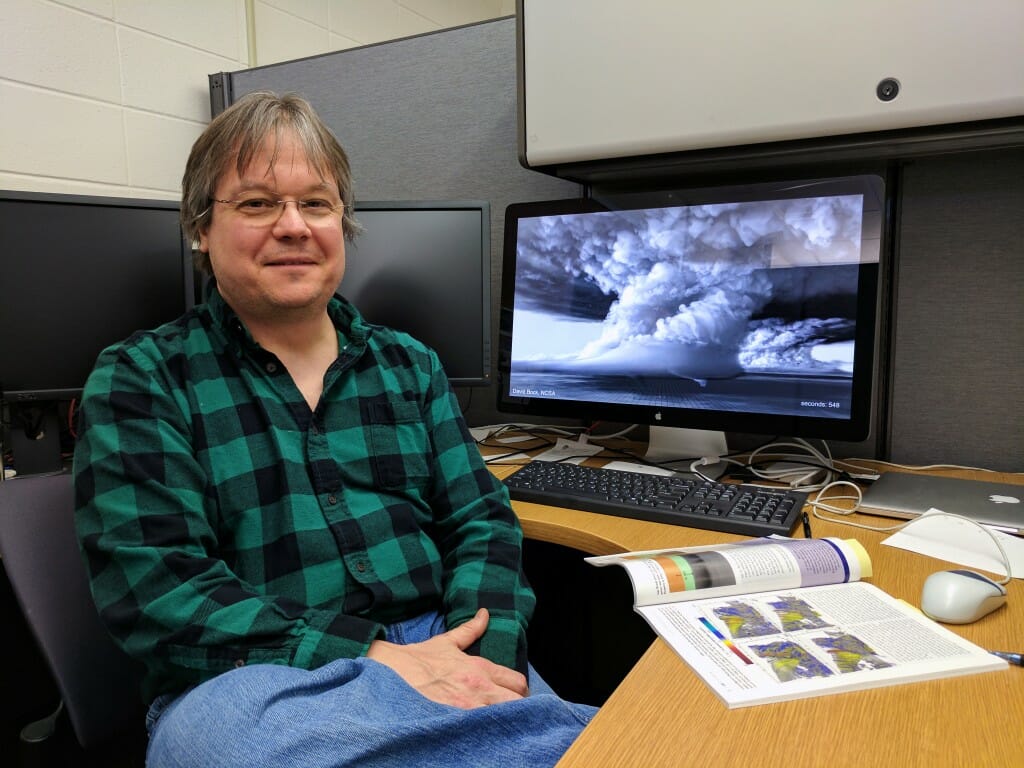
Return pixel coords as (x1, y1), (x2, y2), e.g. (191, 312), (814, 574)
(73, 289), (534, 703)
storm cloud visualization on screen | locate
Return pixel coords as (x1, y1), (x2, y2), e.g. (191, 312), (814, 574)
(507, 193), (872, 419)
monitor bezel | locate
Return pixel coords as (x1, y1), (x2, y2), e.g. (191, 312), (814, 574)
(496, 174), (886, 443)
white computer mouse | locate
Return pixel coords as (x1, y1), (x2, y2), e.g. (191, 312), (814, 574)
(920, 569), (1008, 624)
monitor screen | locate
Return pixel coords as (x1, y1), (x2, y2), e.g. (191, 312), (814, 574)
(497, 174), (886, 445)
(342, 201), (491, 386)
(0, 191), (194, 401)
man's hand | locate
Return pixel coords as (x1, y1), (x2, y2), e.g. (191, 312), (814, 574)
(366, 608), (528, 709)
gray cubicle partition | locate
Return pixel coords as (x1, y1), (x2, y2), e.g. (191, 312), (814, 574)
(210, 17), (1023, 471)
(890, 150), (1023, 472)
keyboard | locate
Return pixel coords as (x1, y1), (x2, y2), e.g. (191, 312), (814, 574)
(503, 461), (807, 537)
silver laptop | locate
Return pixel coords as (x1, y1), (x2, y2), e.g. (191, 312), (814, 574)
(859, 472), (1024, 535)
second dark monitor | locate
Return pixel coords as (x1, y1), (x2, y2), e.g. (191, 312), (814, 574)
(343, 201), (491, 387)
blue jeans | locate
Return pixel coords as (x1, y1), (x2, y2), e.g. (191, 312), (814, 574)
(145, 612), (598, 767)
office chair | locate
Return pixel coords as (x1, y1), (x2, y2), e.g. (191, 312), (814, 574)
(0, 473), (146, 763)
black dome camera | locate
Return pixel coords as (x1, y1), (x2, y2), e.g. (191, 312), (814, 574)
(876, 78), (900, 102)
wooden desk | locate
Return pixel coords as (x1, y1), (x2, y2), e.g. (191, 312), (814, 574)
(492, 463), (1024, 768)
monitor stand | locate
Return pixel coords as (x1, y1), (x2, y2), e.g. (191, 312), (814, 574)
(7, 402), (65, 476)
(644, 426), (729, 479)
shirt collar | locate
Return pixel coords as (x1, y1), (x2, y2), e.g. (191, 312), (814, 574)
(204, 283), (371, 351)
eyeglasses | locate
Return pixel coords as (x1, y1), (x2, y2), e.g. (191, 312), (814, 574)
(210, 196), (345, 224)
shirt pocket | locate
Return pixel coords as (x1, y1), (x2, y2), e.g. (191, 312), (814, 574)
(364, 399), (431, 489)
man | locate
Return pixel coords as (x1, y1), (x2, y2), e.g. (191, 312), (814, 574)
(73, 91), (595, 767)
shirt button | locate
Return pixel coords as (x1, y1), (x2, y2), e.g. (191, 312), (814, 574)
(265, 362), (278, 373)
(356, 562), (366, 573)
(234, 659), (245, 669)
(327, 494), (337, 505)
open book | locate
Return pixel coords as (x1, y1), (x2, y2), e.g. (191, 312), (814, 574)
(587, 537), (1007, 708)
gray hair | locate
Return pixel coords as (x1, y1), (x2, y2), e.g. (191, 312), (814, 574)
(181, 90), (361, 274)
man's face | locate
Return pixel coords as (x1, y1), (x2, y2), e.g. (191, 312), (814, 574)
(198, 129), (346, 326)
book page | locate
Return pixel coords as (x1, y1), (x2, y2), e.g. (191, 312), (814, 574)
(638, 581), (1007, 708)
(587, 537), (871, 607)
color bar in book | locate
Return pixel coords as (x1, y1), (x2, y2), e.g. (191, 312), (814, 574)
(699, 617), (753, 665)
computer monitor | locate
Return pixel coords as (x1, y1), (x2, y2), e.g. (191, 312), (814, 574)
(497, 173), (886, 461)
(0, 191), (194, 473)
(342, 201), (491, 386)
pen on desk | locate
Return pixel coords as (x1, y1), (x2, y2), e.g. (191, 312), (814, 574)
(802, 511), (813, 538)
(990, 651), (1024, 667)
